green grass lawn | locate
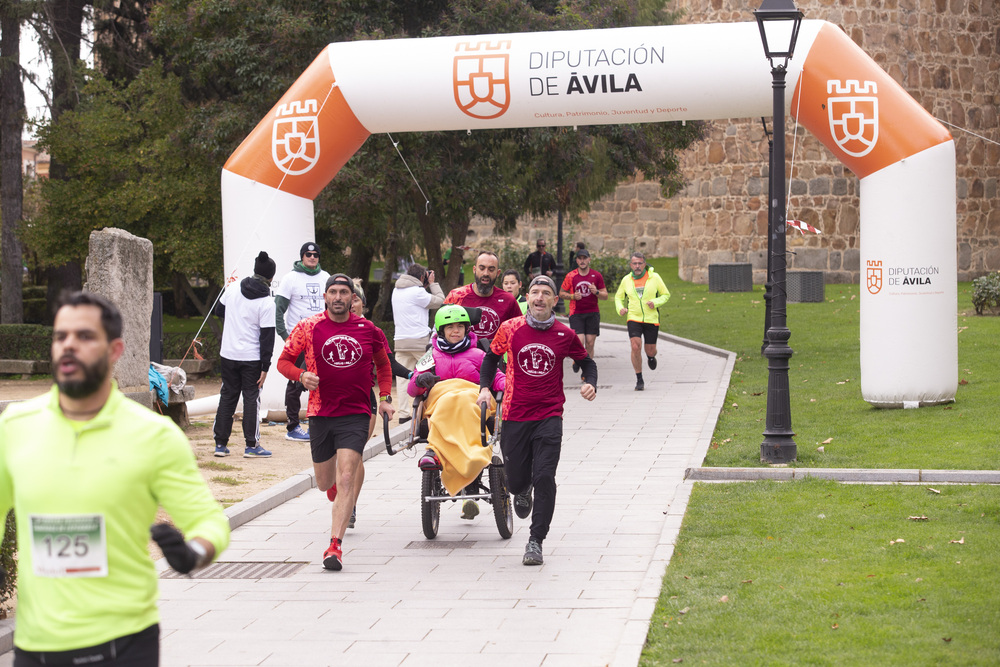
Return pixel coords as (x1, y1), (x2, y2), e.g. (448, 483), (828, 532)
(642, 479), (1000, 666)
(598, 258), (1000, 471)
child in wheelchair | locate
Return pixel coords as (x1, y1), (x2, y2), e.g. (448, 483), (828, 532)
(407, 304), (506, 518)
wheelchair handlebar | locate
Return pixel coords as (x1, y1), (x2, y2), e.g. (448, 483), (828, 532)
(382, 411), (394, 455)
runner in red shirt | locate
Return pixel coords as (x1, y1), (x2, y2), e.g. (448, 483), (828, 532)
(278, 274), (394, 571)
(477, 275), (597, 566)
(558, 248), (608, 370)
(444, 250), (522, 341)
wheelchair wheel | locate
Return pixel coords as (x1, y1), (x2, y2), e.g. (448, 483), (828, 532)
(489, 456), (513, 539)
(421, 468), (442, 539)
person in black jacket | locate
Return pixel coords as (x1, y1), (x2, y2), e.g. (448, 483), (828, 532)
(523, 238), (556, 279)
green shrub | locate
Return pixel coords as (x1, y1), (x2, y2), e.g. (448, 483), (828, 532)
(0, 511), (16, 615)
(0, 324), (52, 360)
(589, 255), (630, 285)
(971, 271), (1000, 315)
(162, 331), (221, 360)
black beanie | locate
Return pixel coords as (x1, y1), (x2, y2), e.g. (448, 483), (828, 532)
(254, 251), (276, 280)
(300, 242), (319, 258)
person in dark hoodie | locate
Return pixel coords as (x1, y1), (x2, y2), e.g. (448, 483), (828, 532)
(274, 242), (330, 441)
(213, 251), (277, 458)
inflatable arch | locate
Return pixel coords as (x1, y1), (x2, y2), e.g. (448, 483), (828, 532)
(220, 19), (956, 411)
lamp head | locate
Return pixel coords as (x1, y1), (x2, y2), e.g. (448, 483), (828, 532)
(754, 0), (804, 69)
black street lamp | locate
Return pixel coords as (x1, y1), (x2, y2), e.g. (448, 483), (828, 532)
(760, 117), (773, 357)
(755, 0), (802, 464)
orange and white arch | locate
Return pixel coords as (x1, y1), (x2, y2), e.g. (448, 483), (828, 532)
(222, 20), (956, 409)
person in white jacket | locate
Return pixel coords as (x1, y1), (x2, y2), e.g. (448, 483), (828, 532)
(390, 263), (444, 422)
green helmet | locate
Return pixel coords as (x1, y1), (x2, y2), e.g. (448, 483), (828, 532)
(435, 304), (471, 334)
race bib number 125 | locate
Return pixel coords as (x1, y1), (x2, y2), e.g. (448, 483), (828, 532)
(30, 514), (108, 578)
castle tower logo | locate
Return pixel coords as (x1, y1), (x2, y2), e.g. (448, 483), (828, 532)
(827, 80), (879, 158)
(867, 260), (883, 295)
(453, 41), (512, 120)
(272, 99), (320, 175)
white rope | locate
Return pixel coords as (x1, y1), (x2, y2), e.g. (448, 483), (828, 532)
(785, 68), (805, 218)
(935, 118), (1000, 147)
(387, 133), (431, 215)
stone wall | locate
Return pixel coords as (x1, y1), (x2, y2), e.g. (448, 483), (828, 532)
(472, 0), (999, 284)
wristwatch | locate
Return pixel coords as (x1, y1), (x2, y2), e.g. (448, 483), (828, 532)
(188, 540), (210, 570)
(380, 394), (392, 404)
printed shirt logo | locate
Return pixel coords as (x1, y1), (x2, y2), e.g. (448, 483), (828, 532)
(453, 41), (511, 120)
(320, 334), (363, 368)
(575, 280), (597, 297)
(272, 99), (320, 175)
(867, 260), (883, 295)
(827, 80), (879, 158)
(472, 306), (501, 338)
(304, 282), (323, 312)
(516, 343), (556, 378)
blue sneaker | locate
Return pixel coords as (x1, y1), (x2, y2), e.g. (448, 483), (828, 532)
(244, 445), (272, 458)
(286, 426), (309, 441)
(214, 445), (230, 457)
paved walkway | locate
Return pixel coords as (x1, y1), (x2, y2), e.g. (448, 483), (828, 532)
(0, 326), (733, 666)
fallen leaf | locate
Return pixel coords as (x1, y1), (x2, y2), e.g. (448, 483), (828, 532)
(950, 537), (965, 544)
(915, 578), (923, 582)
(817, 446), (825, 453)
(731, 402), (738, 408)
(890, 538), (905, 545)
(909, 516), (929, 521)
(836, 381), (846, 385)
(810, 398), (816, 402)
(741, 579), (753, 584)
(821, 437), (834, 444)
(831, 623), (839, 630)
(959, 379), (968, 385)
(673, 659), (684, 664)
(943, 637), (952, 643)
(679, 607), (690, 615)
(928, 488), (941, 494)
(719, 595), (729, 603)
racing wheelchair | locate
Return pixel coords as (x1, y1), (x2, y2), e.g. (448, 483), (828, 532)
(384, 389), (513, 540)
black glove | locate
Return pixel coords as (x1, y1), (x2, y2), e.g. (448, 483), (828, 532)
(415, 372), (440, 389)
(151, 523), (198, 574)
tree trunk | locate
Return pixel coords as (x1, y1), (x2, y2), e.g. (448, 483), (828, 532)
(443, 215), (473, 293)
(171, 270), (189, 317)
(45, 262), (82, 322)
(176, 273), (222, 338)
(1, 0), (25, 323)
(347, 244), (374, 284)
(373, 223), (398, 322)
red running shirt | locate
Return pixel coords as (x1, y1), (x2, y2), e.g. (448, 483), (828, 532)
(560, 269), (605, 316)
(489, 318), (589, 422)
(444, 284), (522, 339)
(278, 312), (391, 417)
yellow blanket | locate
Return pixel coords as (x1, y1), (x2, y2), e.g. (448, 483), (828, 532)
(423, 378), (495, 496)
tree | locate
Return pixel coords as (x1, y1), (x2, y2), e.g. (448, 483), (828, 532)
(1, 0), (26, 323)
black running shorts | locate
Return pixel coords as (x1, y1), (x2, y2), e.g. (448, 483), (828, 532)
(309, 414), (371, 462)
(626, 320), (659, 344)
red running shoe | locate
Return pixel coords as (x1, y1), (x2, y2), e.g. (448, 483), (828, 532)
(326, 484), (337, 502)
(323, 538), (343, 571)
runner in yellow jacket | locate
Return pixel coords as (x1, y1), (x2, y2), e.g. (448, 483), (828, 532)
(615, 252), (671, 391)
(0, 292), (230, 664)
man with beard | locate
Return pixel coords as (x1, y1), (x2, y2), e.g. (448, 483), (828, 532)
(0, 291), (230, 666)
(444, 251), (522, 342)
(213, 251), (277, 458)
(477, 276), (597, 566)
(277, 274), (395, 571)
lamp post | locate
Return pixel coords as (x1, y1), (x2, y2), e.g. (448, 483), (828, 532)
(755, 0), (802, 464)
(760, 117), (773, 356)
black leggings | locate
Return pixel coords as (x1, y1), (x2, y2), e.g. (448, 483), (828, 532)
(500, 417), (563, 542)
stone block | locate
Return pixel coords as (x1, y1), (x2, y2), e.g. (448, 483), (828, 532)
(85, 229), (153, 390)
(637, 208), (670, 223)
(710, 177), (728, 196)
(0, 359), (38, 374)
(791, 248), (829, 270)
(748, 249), (767, 271)
(657, 237), (679, 257)
(809, 177), (831, 195)
(636, 183), (660, 202)
(825, 271), (855, 284)
(843, 249), (861, 272)
(829, 251), (842, 270)
(958, 243), (972, 270)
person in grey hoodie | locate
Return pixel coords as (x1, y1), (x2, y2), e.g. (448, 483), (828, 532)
(213, 251), (277, 458)
(390, 263), (444, 422)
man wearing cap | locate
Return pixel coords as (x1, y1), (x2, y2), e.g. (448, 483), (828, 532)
(444, 250), (522, 342)
(390, 263), (444, 423)
(559, 248), (608, 368)
(213, 251), (277, 458)
(523, 238), (556, 279)
(277, 273), (395, 571)
(275, 242), (331, 441)
(478, 275), (597, 566)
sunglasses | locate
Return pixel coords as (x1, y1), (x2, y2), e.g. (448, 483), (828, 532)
(304, 252), (319, 258)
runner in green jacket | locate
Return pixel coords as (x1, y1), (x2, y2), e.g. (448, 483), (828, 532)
(615, 252), (671, 391)
(0, 291), (230, 663)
